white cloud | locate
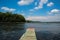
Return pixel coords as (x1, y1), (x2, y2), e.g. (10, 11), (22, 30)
(18, 0), (34, 5)
(26, 9), (60, 22)
(34, 0), (48, 10)
(34, 7), (40, 10)
(49, 9), (60, 14)
(26, 16), (47, 21)
(51, 9), (60, 13)
(1, 7), (16, 12)
(47, 2), (54, 7)
(26, 15), (60, 22)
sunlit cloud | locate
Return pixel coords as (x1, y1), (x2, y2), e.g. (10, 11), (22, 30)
(47, 2), (54, 7)
(26, 16), (48, 21)
(49, 9), (60, 14)
(26, 15), (60, 22)
(1, 7), (16, 12)
(17, 0), (34, 5)
(26, 9), (60, 22)
(34, 0), (48, 10)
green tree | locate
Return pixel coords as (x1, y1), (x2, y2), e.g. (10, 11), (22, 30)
(0, 12), (26, 22)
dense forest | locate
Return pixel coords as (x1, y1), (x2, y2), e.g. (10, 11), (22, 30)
(0, 12), (26, 22)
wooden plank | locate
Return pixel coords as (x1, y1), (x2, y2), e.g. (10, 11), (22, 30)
(19, 28), (37, 40)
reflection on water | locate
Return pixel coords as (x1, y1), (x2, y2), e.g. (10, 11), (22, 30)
(0, 23), (25, 31)
(0, 23), (25, 40)
(36, 31), (60, 40)
(25, 23), (60, 40)
(25, 23), (60, 33)
(0, 23), (60, 40)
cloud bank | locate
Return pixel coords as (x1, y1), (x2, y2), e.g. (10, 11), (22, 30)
(26, 9), (60, 22)
(26, 15), (60, 22)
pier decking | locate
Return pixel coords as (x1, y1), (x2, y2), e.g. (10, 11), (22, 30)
(19, 28), (37, 40)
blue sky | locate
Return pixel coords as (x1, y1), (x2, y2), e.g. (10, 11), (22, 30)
(0, 0), (60, 22)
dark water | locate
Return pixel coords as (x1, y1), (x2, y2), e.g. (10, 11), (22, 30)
(25, 23), (60, 40)
(0, 23), (26, 40)
(0, 23), (60, 40)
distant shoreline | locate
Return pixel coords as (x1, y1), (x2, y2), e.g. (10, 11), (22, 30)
(0, 21), (60, 23)
(26, 21), (60, 23)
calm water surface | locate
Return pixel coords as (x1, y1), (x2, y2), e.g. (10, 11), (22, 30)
(0, 23), (60, 40)
(25, 23), (60, 33)
(26, 23), (60, 40)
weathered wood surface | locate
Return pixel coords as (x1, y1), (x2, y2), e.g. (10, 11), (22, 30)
(19, 28), (37, 40)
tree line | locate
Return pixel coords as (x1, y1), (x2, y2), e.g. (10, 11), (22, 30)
(0, 12), (26, 22)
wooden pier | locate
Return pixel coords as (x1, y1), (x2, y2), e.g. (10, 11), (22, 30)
(19, 28), (37, 40)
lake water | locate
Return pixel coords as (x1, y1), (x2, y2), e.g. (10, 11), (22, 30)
(0, 23), (60, 40)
